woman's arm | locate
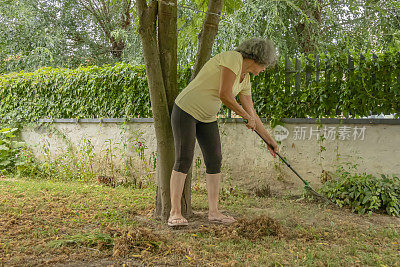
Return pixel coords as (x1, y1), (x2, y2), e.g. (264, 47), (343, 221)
(219, 67), (256, 129)
(239, 92), (278, 156)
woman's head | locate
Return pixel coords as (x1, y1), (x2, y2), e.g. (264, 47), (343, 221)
(235, 38), (277, 68)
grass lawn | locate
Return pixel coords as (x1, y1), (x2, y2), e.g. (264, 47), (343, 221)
(0, 176), (399, 266)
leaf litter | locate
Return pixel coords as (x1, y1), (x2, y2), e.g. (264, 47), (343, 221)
(193, 215), (283, 241)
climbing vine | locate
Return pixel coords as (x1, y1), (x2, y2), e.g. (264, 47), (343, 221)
(1, 50), (399, 124)
(0, 63), (191, 123)
(251, 49), (400, 125)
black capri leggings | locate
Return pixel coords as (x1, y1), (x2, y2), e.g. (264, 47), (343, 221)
(171, 103), (222, 174)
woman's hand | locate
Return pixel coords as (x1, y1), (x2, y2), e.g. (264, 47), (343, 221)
(267, 139), (279, 157)
(244, 115), (256, 130)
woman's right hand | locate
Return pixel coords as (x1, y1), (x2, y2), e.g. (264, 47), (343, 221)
(245, 115), (256, 131)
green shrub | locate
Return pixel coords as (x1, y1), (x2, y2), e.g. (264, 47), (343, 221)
(252, 50), (400, 124)
(0, 63), (191, 123)
(1, 50), (399, 124)
(320, 171), (400, 216)
(0, 127), (27, 173)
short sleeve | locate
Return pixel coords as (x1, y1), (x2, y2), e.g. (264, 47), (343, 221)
(219, 51), (242, 76)
(239, 74), (252, 95)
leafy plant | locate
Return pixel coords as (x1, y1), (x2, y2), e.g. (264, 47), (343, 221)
(320, 170), (400, 217)
(251, 49), (400, 126)
(0, 63), (191, 123)
(0, 127), (26, 173)
(1, 49), (399, 125)
(13, 125), (156, 188)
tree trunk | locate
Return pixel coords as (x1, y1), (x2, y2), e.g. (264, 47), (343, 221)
(191, 0), (224, 80)
(158, 0), (178, 113)
(154, 0), (185, 218)
(157, 0), (194, 217)
(136, 0), (175, 220)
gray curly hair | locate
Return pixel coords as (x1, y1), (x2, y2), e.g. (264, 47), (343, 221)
(235, 38), (277, 67)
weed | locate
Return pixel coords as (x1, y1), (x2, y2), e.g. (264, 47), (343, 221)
(252, 184), (272, 198)
(235, 216), (282, 240)
(194, 156), (203, 189)
(0, 127), (27, 174)
(116, 125), (156, 187)
(79, 136), (96, 182)
(321, 170), (400, 216)
(11, 124), (157, 188)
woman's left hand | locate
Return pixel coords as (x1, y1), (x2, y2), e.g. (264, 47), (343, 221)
(267, 139), (278, 157)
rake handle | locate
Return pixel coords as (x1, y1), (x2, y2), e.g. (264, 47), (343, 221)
(250, 126), (310, 186)
(244, 121), (332, 202)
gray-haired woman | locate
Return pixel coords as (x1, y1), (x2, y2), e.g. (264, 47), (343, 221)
(168, 38), (279, 227)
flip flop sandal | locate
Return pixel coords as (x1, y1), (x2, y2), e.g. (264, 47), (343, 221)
(168, 218), (188, 227)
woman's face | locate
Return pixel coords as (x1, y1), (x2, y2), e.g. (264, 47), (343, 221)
(249, 61), (267, 76)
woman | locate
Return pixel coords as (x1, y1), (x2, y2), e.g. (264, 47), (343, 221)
(168, 38), (279, 227)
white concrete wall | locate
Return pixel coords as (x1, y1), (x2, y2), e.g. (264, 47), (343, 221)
(20, 120), (400, 191)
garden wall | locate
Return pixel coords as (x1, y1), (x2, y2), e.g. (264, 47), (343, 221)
(20, 118), (400, 192)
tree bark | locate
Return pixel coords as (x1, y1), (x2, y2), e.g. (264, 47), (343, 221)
(191, 0), (224, 80)
(158, 0), (178, 114)
(136, 0), (175, 220)
(156, 0), (193, 217)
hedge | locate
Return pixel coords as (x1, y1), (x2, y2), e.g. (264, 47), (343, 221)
(1, 50), (399, 124)
(0, 63), (190, 122)
(252, 50), (400, 125)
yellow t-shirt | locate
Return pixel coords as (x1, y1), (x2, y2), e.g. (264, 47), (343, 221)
(175, 51), (251, 123)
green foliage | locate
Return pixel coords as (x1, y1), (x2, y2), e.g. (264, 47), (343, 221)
(1, 49), (399, 124)
(250, 49), (400, 125)
(0, 63), (191, 123)
(0, 127), (26, 173)
(0, 0), (140, 73)
(321, 170), (400, 217)
(2, 0), (400, 74)
(213, 0), (400, 56)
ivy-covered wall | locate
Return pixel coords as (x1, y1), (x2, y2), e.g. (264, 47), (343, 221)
(1, 50), (399, 123)
(252, 50), (400, 125)
(0, 63), (191, 122)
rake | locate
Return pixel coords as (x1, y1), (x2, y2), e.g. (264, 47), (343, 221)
(250, 127), (331, 203)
